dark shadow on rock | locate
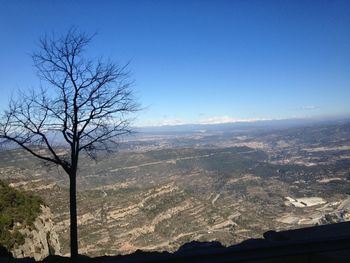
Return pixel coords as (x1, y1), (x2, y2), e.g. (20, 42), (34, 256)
(177, 240), (223, 252)
(263, 230), (289, 241)
(41, 254), (91, 263)
(0, 245), (13, 258)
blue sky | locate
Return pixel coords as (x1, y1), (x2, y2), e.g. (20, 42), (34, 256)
(0, 0), (349, 126)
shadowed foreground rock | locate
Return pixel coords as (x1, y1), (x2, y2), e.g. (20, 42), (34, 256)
(0, 245), (13, 259)
(1, 222), (350, 262)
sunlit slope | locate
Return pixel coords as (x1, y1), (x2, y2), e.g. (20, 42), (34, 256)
(1, 122), (350, 257)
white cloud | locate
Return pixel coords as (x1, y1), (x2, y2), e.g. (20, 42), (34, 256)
(196, 116), (268, 125)
(138, 119), (188, 127)
(137, 116), (273, 127)
(301, 105), (319, 110)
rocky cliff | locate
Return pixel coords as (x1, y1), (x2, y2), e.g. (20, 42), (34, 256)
(11, 205), (61, 261)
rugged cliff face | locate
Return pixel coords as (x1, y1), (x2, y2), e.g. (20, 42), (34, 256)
(11, 205), (61, 261)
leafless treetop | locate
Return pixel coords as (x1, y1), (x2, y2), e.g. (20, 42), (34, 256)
(0, 29), (139, 172)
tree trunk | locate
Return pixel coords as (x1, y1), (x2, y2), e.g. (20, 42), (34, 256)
(69, 172), (78, 259)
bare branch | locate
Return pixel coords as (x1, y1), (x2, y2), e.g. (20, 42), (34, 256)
(0, 29), (139, 175)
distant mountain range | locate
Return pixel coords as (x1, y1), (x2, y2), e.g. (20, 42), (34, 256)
(135, 117), (350, 134)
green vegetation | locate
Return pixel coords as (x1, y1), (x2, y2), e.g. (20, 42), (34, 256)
(0, 180), (43, 250)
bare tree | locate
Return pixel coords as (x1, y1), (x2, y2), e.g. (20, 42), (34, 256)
(0, 29), (139, 259)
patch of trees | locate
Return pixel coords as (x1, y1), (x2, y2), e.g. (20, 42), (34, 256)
(0, 180), (43, 250)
